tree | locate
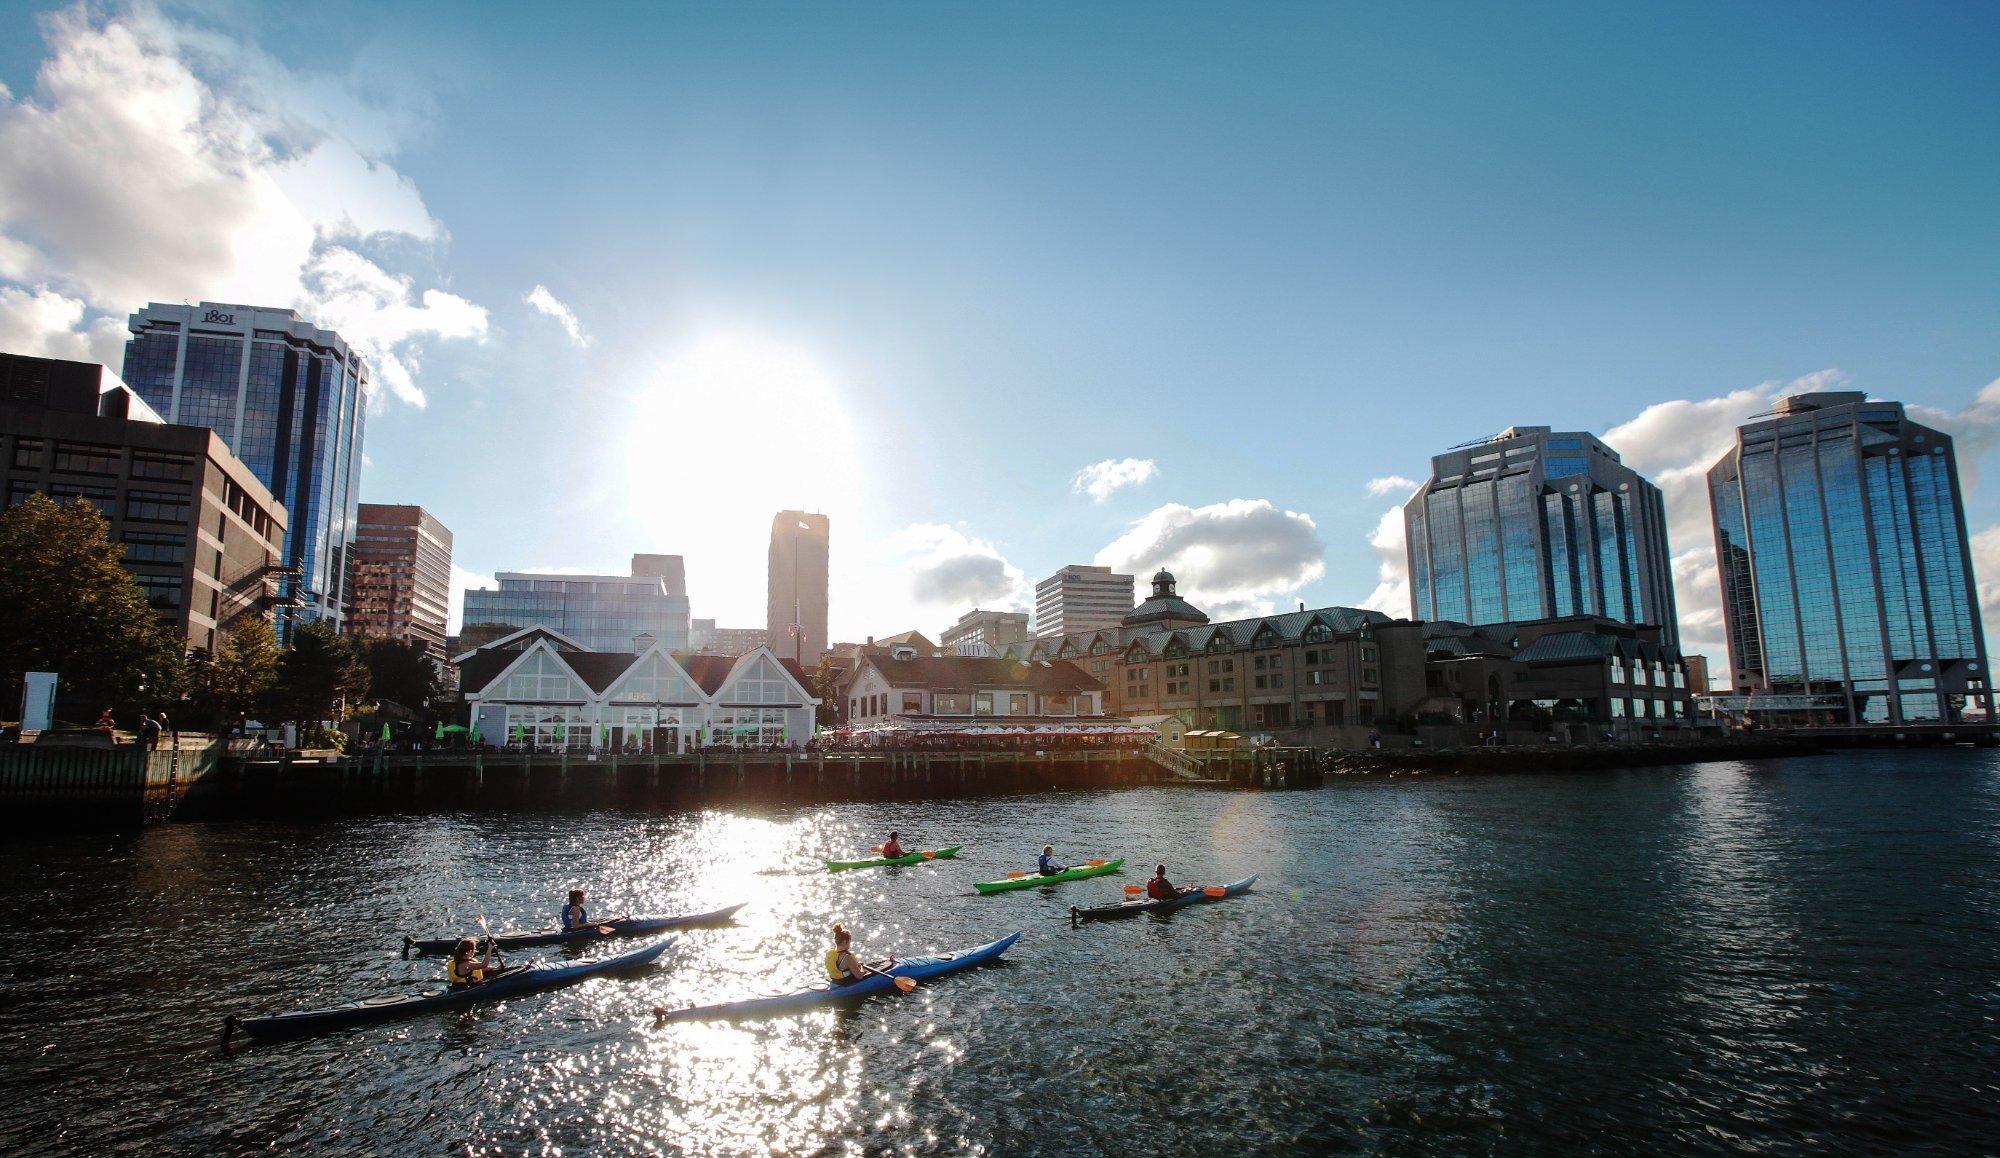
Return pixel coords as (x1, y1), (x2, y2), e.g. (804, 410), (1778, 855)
(812, 656), (846, 731)
(273, 620), (369, 726)
(205, 617), (281, 734)
(360, 636), (448, 714)
(0, 494), (183, 720)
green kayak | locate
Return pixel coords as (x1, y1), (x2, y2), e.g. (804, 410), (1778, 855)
(825, 844), (963, 872)
(974, 858), (1124, 895)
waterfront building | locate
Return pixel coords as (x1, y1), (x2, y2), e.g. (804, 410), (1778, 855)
(767, 510), (829, 664)
(840, 642), (1107, 726)
(121, 302), (365, 636)
(462, 565), (691, 652)
(0, 353), (286, 652)
(344, 504), (452, 654)
(1706, 391), (1992, 728)
(1404, 426), (1678, 644)
(458, 626), (818, 750)
(1033, 564), (1135, 637)
(939, 609), (1031, 656)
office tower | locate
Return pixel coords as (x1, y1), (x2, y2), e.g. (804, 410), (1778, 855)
(1707, 391), (1991, 726)
(1033, 565), (1135, 638)
(940, 609), (1032, 656)
(345, 504), (453, 654)
(121, 302), (366, 635)
(630, 553), (686, 592)
(767, 511), (829, 663)
(462, 564), (691, 652)
(1404, 425), (1678, 643)
(0, 353), (286, 653)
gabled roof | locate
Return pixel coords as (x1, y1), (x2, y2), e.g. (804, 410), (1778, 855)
(459, 637), (596, 698)
(711, 646), (820, 704)
(450, 623), (588, 664)
(854, 647), (1104, 694)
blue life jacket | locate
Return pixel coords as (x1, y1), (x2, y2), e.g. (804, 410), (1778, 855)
(561, 903), (588, 930)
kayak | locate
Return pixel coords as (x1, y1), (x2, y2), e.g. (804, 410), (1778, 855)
(825, 844), (963, 872)
(974, 858), (1125, 895)
(403, 903), (745, 956)
(1070, 875), (1259, 923)
(223, 938), (672, 1047)
(655, 931), (1020, 1021)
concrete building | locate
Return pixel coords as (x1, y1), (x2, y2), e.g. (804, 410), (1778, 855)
(463, 563), (691, 652)
(1405, 426), (1678, 644)
(344, 504), (452, 654)
(767, 511), (829, 664)
(1, 353), (286, 653)
(1033, 564), (1134, 638)
(458, 626), (818, 751)
(939, 609), (1031, 656)
(1706, 391), (1991, 729)
(693, 622), (771, 656)
(122, 302), (366, 636)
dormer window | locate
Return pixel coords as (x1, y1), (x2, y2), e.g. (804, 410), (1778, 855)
(890, 645), (917, 661)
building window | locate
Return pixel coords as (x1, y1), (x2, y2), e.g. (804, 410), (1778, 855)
(50, 483), (115, 515)
(1009, 693), (1030, 713)
(126, 490), (190, 523)
(1362, 668), (1378, 687)
(11, 439), (44, 469)
(130, 453), (195, 482)
(133, 573), (183, 610)
(1042, 694), (1075, 715)
(974, 692), (995, 715)
(122, 532), (187, 565)
(54, 444), (119, 474)
(902, 693), (924, 713)
(1361, 646), (1377, 662)
(935, 694), (967, 715)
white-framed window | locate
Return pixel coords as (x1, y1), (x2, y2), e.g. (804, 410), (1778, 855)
(498, 650), (588, 702)
(505, 705), (590, 749)
(708, 707), (793, 747)
(612, 653), (696, 703)
(721, 655), (797, 704)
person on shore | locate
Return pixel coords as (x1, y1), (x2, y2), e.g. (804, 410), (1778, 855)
(880, 831), (905, 859)
(137, 714), (160, 751)
(825, 923), (891, 987)
(561, 889), (590, 931)
(446, 938), (498, 987)
(96, 709), (116, 740)
(1038, 845), (1067, 876)
(1145, 864), (1187, 901)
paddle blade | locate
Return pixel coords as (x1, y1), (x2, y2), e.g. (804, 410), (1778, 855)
(1087, 860), (1107, 867)
(1007, 872), (1028, 880)
(597, 925), (615, 935)
(893, 976), (916, 992)
(871, 845), (884, 853)
(1204, 886), (1227, 897)
(1124, 885), (1145, 895)
(921, 850), (936, 859)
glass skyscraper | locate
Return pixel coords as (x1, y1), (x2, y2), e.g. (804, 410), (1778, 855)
(122, 302), (366, 636)
(1707, 391), (1991, 726)
(1404, 426), (1678, 642)
(463, 571), (691, 653)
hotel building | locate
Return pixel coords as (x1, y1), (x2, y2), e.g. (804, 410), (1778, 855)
(1033, 564), (1135, 638)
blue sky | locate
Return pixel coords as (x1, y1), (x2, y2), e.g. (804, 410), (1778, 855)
(2, 1), (1997, 660)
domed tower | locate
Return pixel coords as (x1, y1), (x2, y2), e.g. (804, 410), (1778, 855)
(1121, 569), (1210, 631)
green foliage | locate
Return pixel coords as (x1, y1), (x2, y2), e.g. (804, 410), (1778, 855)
(273, 620), (370, 726)
(0, 494), (184, 718)
(201, 617), (281, 732)
(811, 656), (843, 729)
(299, 722), (347, 752)
(359, 636), (448, 712)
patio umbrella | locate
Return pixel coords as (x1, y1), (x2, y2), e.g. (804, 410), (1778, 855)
(380, 720), (391, 741)
(434, 721), (444, 741)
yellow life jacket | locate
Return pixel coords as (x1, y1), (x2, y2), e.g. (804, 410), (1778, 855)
(825, 948), (850, 982)
(448, 957), (484, 986)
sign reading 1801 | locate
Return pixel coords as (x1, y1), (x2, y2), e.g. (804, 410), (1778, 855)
(202, 309), (236, 324)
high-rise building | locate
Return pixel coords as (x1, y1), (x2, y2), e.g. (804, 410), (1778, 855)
(767, 511), (829, 663)
(1404, 426), (1678, 643)
(0, 353), (286, 653)
(694, 624), (772, 656)
(462, 565), (691, 652)
(1033, 565), (1135, 637)
(1707, 391), (1991, 727)
(344, 504), (453, 654)
(121, 302), (366, 636)
(940, 608), (1031, 656)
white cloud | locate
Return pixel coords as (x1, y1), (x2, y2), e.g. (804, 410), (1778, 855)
(525, 284), (591, 348)
(1365, 475), (1418, 497)
(1095, 499), (1326, 613)
(879, 523), (1028, 635)
(0, 285), (126, 366)
(1071, 457), (1157, 502)
(0, 7), (480, 404)
(1358, 504), (1409, 617)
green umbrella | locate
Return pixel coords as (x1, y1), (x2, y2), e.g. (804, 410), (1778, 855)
(380, 720), (391, 741)
(512, 722), (524, 744)
(441, 724), (471, 734)
(434, 721), (445, 741)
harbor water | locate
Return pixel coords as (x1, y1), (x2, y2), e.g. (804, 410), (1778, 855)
(1, 750), (1997, 1154)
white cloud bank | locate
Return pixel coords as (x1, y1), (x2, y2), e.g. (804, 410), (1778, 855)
(1365, 475), (1418, 497)
(0, 6), (484, 407)
(525, 284), (590, 348)
(1072, 457), (1157, 502)
(1096, 499), (1326, 621)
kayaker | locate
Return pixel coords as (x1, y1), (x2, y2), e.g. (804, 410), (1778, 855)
(1145, 864), (1187, 901)
(561, 889), (589, 931)
(880, 832), (905, 859)
(446, 938), (498, 988)
(1038, 846), (1067, 876)
(825, 923), (892, 987)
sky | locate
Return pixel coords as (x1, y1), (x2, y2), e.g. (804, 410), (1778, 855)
(2, 1), (1998, 666)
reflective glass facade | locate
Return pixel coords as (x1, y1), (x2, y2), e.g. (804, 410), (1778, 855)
(1405, 427), (1678, 643)
(1707, 393), (1991, 726)
(464, 573), (691, 652)
(121, 303), (366, 638)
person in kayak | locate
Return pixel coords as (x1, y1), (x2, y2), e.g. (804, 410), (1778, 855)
(446, 938), (498, 987)
(561, 889), (590, 930)
(880, 832), (906, 859)
(1038, 845), (1067, 876)
(1145, 864), (1190, 901)
(825, 923), (892, 987)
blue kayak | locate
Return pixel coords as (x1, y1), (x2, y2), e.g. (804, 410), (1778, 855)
(1070, 875), (1258, 923)
(224, 938), (672, 1046)
(655, 932), (1021, 1022)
